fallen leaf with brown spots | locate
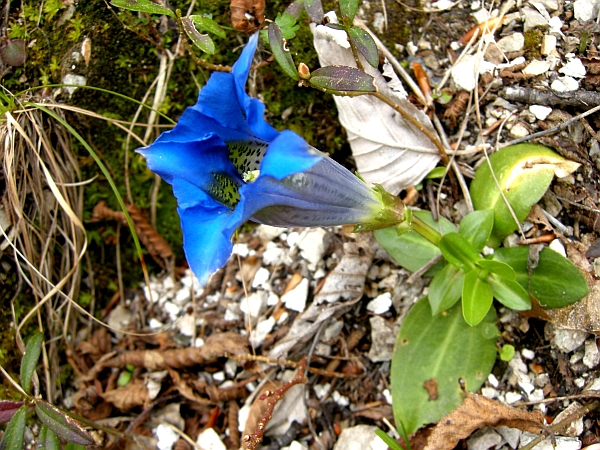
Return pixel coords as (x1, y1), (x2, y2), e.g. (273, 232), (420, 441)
(423, 394), (545, 450)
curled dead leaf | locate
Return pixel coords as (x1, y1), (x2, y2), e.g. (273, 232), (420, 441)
(102, 378), (150, 411)
(424, 394), (545, 450)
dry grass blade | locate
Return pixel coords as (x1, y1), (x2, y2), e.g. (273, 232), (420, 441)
(1, 100), (86, 401)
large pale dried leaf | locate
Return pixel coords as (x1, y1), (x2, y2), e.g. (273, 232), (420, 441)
(268, 236), (373, 359)
(546, 242), (600, 332)
(102, 378), (150, 411)
(424, 394), (545, 450)
(312, 21), (440, 194)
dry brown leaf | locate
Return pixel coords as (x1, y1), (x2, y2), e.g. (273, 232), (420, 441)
(230, 0), (265, 32)
(102, 378), (151, 411)
(424, 394), (545, 450)
(93, 332), (248, 373)
(546, 242), (600, 332)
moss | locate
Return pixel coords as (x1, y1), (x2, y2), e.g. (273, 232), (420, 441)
(523, 28), (544, 59)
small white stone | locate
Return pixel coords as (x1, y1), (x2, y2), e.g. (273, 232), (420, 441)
(371, 434), (390, 450)
(286, 441), (309, 450)
(467, 427), (502, 450)
(573, 0), (599, 21)
(263, 244), (285, 266)
(522, 6), (548, 30)
(258, 224), (285, 241)
(554, 328), (588, 352)
(529, 105), (552, 120)
(383, 389), (393, 405)
(551, 76), (580, 92)
(549, 239), (567, 257)
(196, 427), (226, 450)
(472, 8), (491, 22)
(281, 278), (309, 312)
(249, 316), (276, 348)
(371, 11), (385, 33)
(488, 373), (499, 388)
(267, 291), (279, 306)
(194, 337), (204, 347)
(560, 57), (586, 78)
(332, 390), (350, 407)
(239, 291), (268, 320)
(519, 381), (535, 395)
(496, 427), (521, 449)
(232, 243), (249, 257)
(542, 34), (557, 56)
(497, 33), (524, 53)
(146, 378), (162, 400)
(298, 228), (331, 265)
(334, 426), (379, 450)
(314, 383), (331, 399)
(523, 59), (551, 75)
(505, 391), (522, 403)
(155, 423), (180, 450)
(286, 231), (300, 247)
(213, 371), (225, 382)
(548, 16), (563, 34)
(432, 0), (456, 10)
(529, 389), (545, 402)
(225, 359), (237, 378)
(521, 432), (581, 450)
(322, 320), (344, 342)
(575, 377), (586, 388)
(583, 340), (600, 368)
(509, 122), (530, 138)
(177, 314), (196, 337)
(252, 267), (270, 289)
(366, 292), (392, 314)
(522, 348), (536, 360)
(482, 387), (498, 399)
(406, 41), (418, 56)
(585, 377), (600, 391)
(163, 301), (180, 321)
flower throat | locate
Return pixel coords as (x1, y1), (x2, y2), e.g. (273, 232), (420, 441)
(207, 139), (269, 209)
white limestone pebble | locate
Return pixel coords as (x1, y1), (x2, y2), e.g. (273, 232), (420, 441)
(196, 427), (226, 450)
(366, 292), (392, 314)
(281, 278), (309, 312)
(498, 33), (524, 53)
(529, 105), (552, 120)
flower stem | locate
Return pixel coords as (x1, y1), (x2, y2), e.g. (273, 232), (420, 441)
(411, 215), (442, 246)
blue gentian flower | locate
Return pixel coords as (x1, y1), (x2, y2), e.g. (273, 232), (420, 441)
(139, 33), (401, 284)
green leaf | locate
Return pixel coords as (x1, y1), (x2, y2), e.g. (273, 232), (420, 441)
(428, 264), (465, 315)
(347, 26), (378, 68)
(309, 65), (376, 93)
(181, 17), (215, 54)
(374, 210), (456, 275)
(470, 144), (580, 242)
(0, 401), (24, 424)
(37, 426), (60, 450)
(500, 344), (515, 361)
(110, 0), (175, 18)
(188, 15), (226, 39)
(476, 259), (515, 280)
(391, 297), (497, 435)
(35, 401), (94, 446)
(439, 233), (482, 272)
(492, 247), (589, 308)
(426, 167), (447, 179)
(374, 429), (403, 450)
(458, 210), (494, 251)
(21, 332), (43, 395)
(487, 275), (531, 310)
(268, 22), (299, 81)
(64, 443), (87, 450)
(0, 405), (27, 450)
(339, 0), (359, 22)
(462, 269), (493, 326)
(273, 12), (299, 39)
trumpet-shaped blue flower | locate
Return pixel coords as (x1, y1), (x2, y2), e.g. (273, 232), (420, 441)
(139, 33), (402, 284)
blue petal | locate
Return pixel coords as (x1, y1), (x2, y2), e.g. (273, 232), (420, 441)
(178, 203), (243, 285)
(260, 130), (322, 180)
(138, 134), (241, 199)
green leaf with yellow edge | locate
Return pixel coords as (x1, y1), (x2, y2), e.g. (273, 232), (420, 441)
(462, 269), (493, 325)
(35, 401), (94, 446)
(347, 26), (378, 68)
(268, 22), (299, 81)
(470, 144), (580, 243)
(491, 246), (588, 308)
(111, 0), (175, 18)
(309, 66), (376, 93)
(374, 210), (456, 275)
(189, 15), (226, 39)
(181, 17), (214, 54)
(391, 297), (497, 435)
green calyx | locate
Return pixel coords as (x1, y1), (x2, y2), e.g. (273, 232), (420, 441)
(353, 184), (406, 232)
